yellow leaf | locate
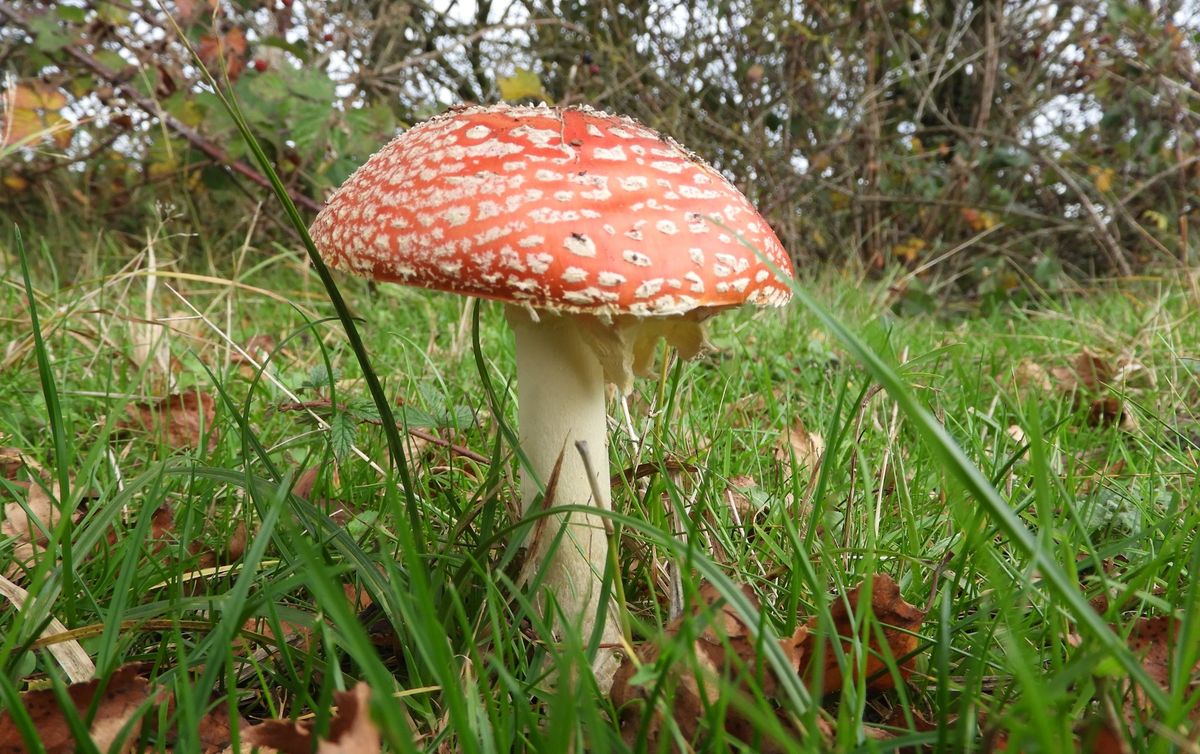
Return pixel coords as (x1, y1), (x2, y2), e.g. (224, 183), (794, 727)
(2, 83), (72, 149)
(1142, 210), (1169, 232)
(892, 237), (925, 263)
(497, 68), (546, 102)
(147, 159), (177, 180)
(10, 83), (67, 110)
(961, 207), (998, 232)
(3, 174), (29, 192)
(1089, 165), (1115, 193)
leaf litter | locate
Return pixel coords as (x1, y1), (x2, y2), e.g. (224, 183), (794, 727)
(116, 389), (218, 450)
(611, 574), (924, 751)
(0, 668), (383, 754)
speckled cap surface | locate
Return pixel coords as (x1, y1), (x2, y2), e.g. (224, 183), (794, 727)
(310, 103), (794, 317)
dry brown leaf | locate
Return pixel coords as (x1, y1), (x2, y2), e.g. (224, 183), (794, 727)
(118, 390), (218, 450)
(231, 334), (281, 378)
(775, 420), (825, 476)
(1005, 425), (1029, 460)
(243, 683), (380, 754)
(611, 583), (819, 753)
(192, 519), (248, 570)
(2, 482), (77, 579)
(292, 467), (320, 500)
(197, 28), (248, 81)
(724, 475), (760, 522)
(1125, 615), (1200, 722)
(803, 574), (925, 694)
(1052, 349), (1113, 395)
(1076, 715), (1131, 754)
(1, 446), (26, 480)
(1089, 393), (1132, 429)
(0, 663), (150, 753)
(1008, 359), (1053, 394)
(197, 703), (248, 754)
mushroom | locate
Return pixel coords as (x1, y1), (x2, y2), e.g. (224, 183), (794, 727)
(309, 103), (794, 688)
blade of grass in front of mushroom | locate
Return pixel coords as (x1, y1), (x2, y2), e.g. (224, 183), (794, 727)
(161, 34), (475, 746)
(169, 25), (426, 557)
(726, 224), (1171, 713)
(14, 228), (78, 626)
(201, 336), (491, 751)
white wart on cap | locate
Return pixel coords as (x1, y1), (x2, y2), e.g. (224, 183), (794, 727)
(310, 103), (794, 318)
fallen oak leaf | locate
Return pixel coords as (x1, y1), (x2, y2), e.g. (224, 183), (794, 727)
(0, 663), (151, 753)
(1076, 714), (1131, 754)
(117, 389), (218, 450)
(611, 583), (819, 753)
(803, 574), (925, 694)
(1124, 615), (1200, 723)
(197, 703), (247, 754)
(1050, 349), (1114, 396)
(1006, 358), (1053, 396)
(242, 683), (380, 754)
(0, 446), (35, 480)
(775, 419), (825, 477)
(2, 482), (82, 580)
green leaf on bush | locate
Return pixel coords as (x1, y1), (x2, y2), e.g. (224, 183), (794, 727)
(498, 68), (546, 102)
(28, 15), (70, 52)
(165, 93), (205, 128)
(329, 411), (357, 461)
(56, 6), (87, 23)
(292, 101), (333, 160)
(260, 35), (309, 62)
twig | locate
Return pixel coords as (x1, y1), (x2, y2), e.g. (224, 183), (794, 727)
(0, 2), (324, 214)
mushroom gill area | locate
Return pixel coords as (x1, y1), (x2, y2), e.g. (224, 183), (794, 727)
(507, 307), (719, 392)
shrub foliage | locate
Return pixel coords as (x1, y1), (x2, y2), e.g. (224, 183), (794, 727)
(2, 0), (1198, 281)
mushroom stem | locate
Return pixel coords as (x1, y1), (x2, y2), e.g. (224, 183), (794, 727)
(507, 306), (621, 689)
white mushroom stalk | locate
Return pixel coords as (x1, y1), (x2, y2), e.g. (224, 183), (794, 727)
(307, 102), (795, 694)
(507, 308), (619, 680)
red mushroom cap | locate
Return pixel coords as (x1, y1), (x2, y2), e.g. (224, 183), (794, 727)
(310, 104), (794, 317)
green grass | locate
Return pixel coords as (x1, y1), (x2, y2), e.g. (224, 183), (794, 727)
(2, 221), (1198, 751)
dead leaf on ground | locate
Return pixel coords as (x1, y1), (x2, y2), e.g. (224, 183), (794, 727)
(243, 683), (380, 754)
(231, 334), (281, 378)
(2, 482), (81, 579)
(1051, 349), (1113, 395)
(1047, 351), (1136, 430)
(117, 390), (218, 450)
(1, 446), (29, 480)
(775, 419), (825, 478)
(804, 574), (925, 694)
(191, 519), (247, 570)
(1076, 715), (1131, 754)
(0, 663), (151, 753)
(611, 582), (819, 753)
(1087, 396), (1134, 430)
(1124, 615), (1200, 722)
(1007, 359), (1053, 395)
(611, 575), (925, 750)
(197, 703), (247, 754)
(724, 475), (760, 523)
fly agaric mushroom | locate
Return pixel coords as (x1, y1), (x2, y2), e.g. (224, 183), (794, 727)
(309, 103), (793, 687)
